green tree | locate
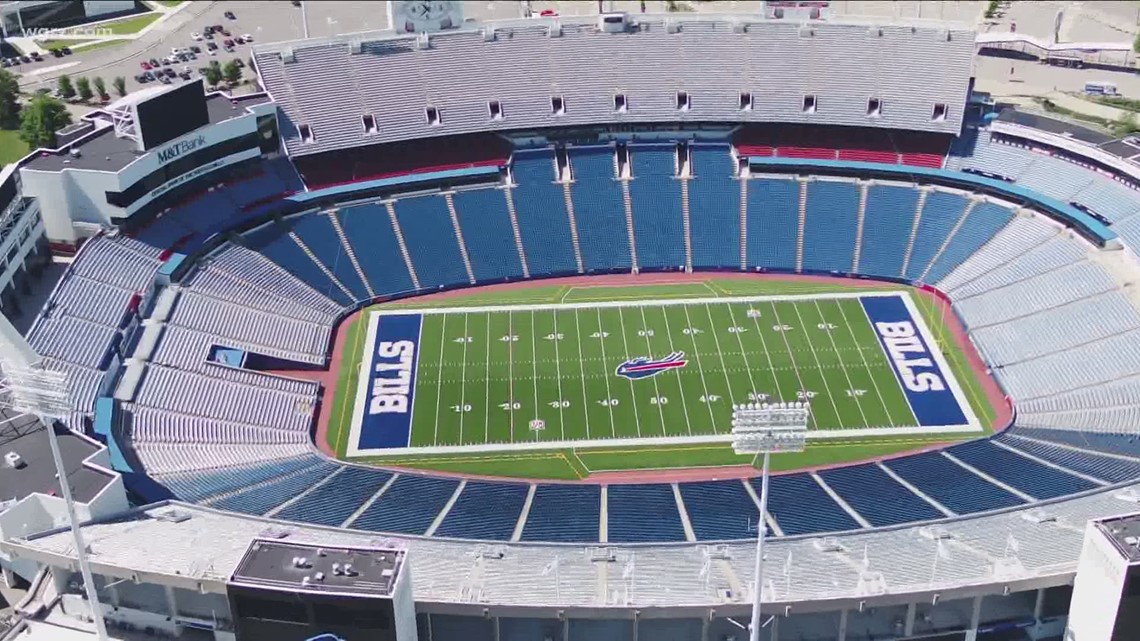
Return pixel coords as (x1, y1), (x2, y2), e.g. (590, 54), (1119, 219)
(1113, 112), (1140, 137)
(1134, 32), (1140, 54)
(112, 76), (127, 98)
(92, 76), (106, 99)
(0, 68), (19, 129)
(19, 94), (72, 149)
(222, 60), (242, 85)
(203, 61), (223, 87)
(75, 76), (92, 102)
(57, 74), (75, 100)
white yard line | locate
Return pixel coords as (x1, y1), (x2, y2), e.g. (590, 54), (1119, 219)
(552, 310), (567, 441)
(346, 312), (381, 457)
(896, 293), (982, 431)
(431, 314), (449, 447)
(657, 304), (696, 436)
(767, 302), (810, 406)
(702, 303), (739, 401)
(787, 301), (847, 425)
(595, 307), (619, 439)
(636, 305), (668, 435)
(681, 304), (718, 430)
(371, 291), (905, 316)
(483, 314), (491, 445)
(508, 311), (516, 443)
(615, 307), (645, 438)
(572, 309), (593, 440)
(530, 310), (540, 442)
(458, 313), (469, 445)
(747, 302), (785, 401)
(832, 298), (898, 427)
(361, 423), (982, 456)
(806, 300), (871, 428)
(725, 303), (760, 400)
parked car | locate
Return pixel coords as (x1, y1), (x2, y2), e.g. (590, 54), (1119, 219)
(49, 48), (62, 57)
(224, 10), (236, 19)
(143, 70), (156, 81)
(140, 61), (151, 70)
(223, 38), (234, 48)
(135, 73), (147, 83)
(190, 45), (201, 54)
(19, 55), (30, 63)
(60, 46), (71, 55)
(164, 67), (176, 78)
(206, 42), (218, 53)
(241, 33), (252, 42)
(159, 74), (172, 84)
(30, 52), (42, 61)
(191, 32), (202, 41)
(148, 57), (159, 66)
(234, 58), (244, 68)
(179, 71), (192, 80)
(0, 59), (10, 68)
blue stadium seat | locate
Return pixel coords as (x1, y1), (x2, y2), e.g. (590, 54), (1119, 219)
(520, 484), (600, 542)
(884, 451), (1025, 514)
(947, 439), (1098, 500)
(510, 150), (579, 276)
(688, 145), (741, 269)
(434, 481), (529, 540)
(569, 147), (632, 272)
(922, 202), (1014, 283)
(801, 180), (860, 273)
(350, 474), (459, 535)
(451, 187), (524, 282)
(904, 190), (969, 280)
(817, 463), (943, 527)
(274, 466), (394, 527)
(242, 219), (354, 306)
(210, 459), (341, 516)
(679, 480), (759, 540)
(392, 195), (471, 289)
(288, 213), (372, 300)
(337, 203), (417, 297)
(857, 184), (919, 278)
(996, 433), (1140, 484)
(627, 145), (685, 269)
(745, 177), (799, 269)
(162, 455), (321, 502)
(606, 484), (686, 543)
(753, 474), (860, 536)
(1012, 427), (1140, 459)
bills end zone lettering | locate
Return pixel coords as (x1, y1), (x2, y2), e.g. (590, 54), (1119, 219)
(353, 313), (422, 451)
(860, 295), (969, 428)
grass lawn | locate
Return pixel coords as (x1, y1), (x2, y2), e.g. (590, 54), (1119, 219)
(36, 39), (94, 49)
(153, 0), (184, 6)
(0, 130), (30, 166)
(326, 278), (1000, 479)
(102, 12), (162, 35)
(69, 39), (132, 54)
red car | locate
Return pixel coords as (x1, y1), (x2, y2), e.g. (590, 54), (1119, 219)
(223, 38), (234, 48)
(140, 61), (152, 70)
(540, 9), (558, 16)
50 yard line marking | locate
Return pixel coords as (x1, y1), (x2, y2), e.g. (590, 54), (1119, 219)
(431, 314), (448, 447)
(637, 305), (668, 436)
(458, 312), (469, 445)
(657, 305), (695, 436)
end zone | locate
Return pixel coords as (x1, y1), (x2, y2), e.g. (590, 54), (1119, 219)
(346, 312), (423, 457)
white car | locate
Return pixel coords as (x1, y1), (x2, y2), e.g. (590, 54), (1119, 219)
(191, 32), (202, 41)
(241, 33), (252, 42)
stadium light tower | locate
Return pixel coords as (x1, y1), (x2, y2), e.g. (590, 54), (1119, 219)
(0, 313), (108, 641)
(731, 402), (808, 641)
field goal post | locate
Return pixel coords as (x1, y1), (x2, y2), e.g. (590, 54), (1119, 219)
(731, 402), (809, 641)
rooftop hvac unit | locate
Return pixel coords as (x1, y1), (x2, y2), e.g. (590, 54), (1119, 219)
(599, 12), (629, 33)
(281, 47), (295, 63)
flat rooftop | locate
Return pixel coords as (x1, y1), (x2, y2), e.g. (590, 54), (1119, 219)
(230, 539), (404, 597)
(0, 414), (113, 504)
(22, 93), (272, 174)
(997, 110), (1114, 146)
(1097, 513), (1140, 563)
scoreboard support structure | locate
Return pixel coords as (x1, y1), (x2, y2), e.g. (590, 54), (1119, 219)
(731, 402), (809, 641)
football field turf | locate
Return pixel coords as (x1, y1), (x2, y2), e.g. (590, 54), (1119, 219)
(344, 288), (981, 459)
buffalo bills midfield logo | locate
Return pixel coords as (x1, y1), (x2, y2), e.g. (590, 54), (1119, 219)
(616, 351), (688, 380)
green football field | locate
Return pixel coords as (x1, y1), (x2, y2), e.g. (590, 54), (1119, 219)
(327, 279), (996, 479)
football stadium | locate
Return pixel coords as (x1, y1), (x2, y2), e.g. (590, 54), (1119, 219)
(6, 0), (1140, 640)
